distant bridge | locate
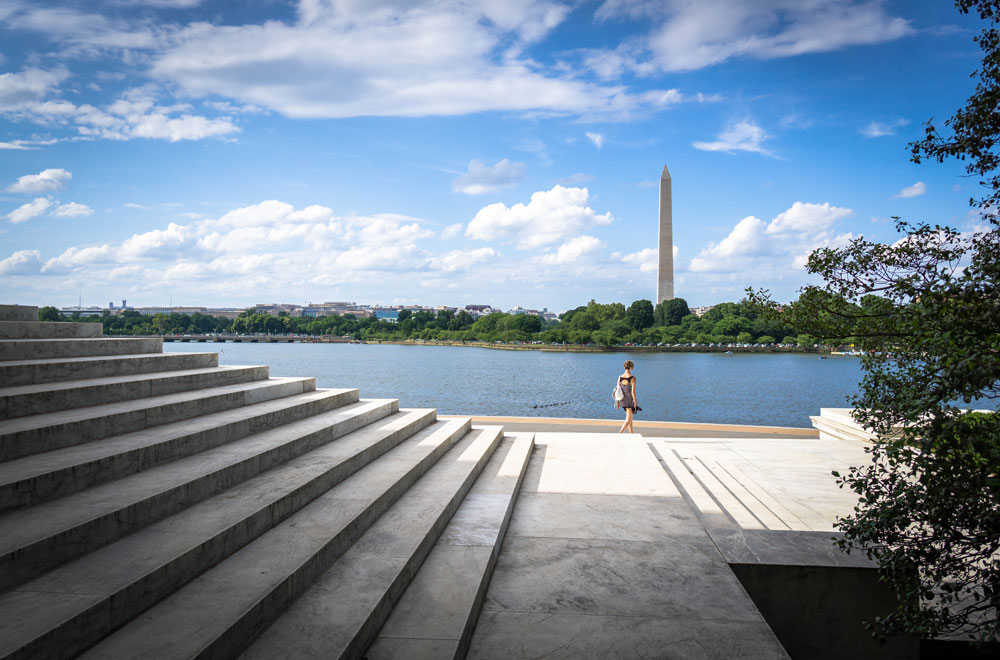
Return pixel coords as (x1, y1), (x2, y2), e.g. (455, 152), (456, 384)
(161, 334), (354, 343)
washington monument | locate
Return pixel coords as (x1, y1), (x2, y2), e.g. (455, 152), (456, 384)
(657, 164), (674, 303)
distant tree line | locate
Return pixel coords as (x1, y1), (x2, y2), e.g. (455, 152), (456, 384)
(38, 298), (815, 347)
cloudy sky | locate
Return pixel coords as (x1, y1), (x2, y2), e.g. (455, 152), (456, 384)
(0, 0), (985, 311)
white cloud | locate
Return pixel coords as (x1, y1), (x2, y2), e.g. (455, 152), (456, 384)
(765, 201), (853, 234)
(7, 168), (72, 193)
(452, 159), (526, 195)
(121, 222), (198, 258)
(6, 6), (160, 52)
(543, 235), (604, 265)
(693, 120), (774, 157)
(620, 246), (661, 273)
(430, 247), (499, 272)
(146, 3), (695, 121)
(72, 88), (240, 142)
(586, 132), (605, 149)
(691, 216), (767, 269)
(0, 249), (43, 275)
(52, 202), (94, 218)
(690, 201), (854, 274)
(42, 244), (117, 273)
(466, 185), (613, 249)
(589, 0), (912, 74)
(893, 181), (926, 198)
(2, 74), (239, 142)
(0, 68), (68, 111)
(6, 197), (54, 223)
(860, 118), (908, 138)
(441, 222), (464, 240)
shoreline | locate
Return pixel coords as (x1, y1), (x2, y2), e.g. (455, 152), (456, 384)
(357, 339), (828, 354)
(154, 334), (846, 355)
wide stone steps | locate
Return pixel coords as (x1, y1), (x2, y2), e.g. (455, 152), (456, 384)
(0, 320), (102, 339)
(0, 376), (317, 461)
(0, 351), (220, 387)
(0, 337), (163, 361)
(0, 365), (271, 420)
(85, 419), (489, 660)
(364, 433), (534, 660)
(0, 306), (528, 660)
(0, 397), (403, 590)
(1, 416), (467, 660)
(0, 388), (359, 514)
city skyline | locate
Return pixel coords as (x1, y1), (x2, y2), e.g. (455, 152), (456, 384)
(0, 1), (988, 310)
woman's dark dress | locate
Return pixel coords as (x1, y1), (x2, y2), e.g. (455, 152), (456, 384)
(618, 375), (640, 413)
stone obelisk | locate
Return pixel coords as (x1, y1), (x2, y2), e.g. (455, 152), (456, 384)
(657, 164), (674, 303)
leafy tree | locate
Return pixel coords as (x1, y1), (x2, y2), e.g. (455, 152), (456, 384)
(713, 316), (750, 337)
(757, 335), (776, 344)
(592, 329), (615, 347)
(569, 310), (600, 331)
(38, 306), (61, 322)
(449, 310), (474, 331)
(585, 299), (626, 322)
(625, 299), (655, 330)
(748, 0), (1000, 642)
(506, 313), (542, 334)
(560, 305), (586, 322)
(656, 297), (691, 326)
(703, 301), (751, 324)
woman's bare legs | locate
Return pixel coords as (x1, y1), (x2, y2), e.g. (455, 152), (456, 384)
(619, 408), (633, 433)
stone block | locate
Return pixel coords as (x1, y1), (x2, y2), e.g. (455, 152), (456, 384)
(0, 320), (102, 339)
(0, 352), (219, 388)
(0, 305), (38, 322)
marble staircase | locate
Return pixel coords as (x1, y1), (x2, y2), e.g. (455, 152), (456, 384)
(0, 305), (532, 660)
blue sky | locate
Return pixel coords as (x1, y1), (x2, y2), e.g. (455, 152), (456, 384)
(0, 0), (987, 312)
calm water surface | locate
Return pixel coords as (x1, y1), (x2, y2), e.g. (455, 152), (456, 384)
(164, 342), (863, 428)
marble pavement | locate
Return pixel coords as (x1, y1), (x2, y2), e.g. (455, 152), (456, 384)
(451, 426), (878, 660)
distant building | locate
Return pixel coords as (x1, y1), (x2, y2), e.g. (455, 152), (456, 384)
(509, 306), (549, 318)
(254, 303), (304, 317)
(464, 305), (495, 317)
(57, 306), (104, 318)
(133, 307), (175, 316)
(372, 307), (400, 323)
(690, 305), (715, 317)
(205, 309), (243, 320)
(301, 302), (370, 318)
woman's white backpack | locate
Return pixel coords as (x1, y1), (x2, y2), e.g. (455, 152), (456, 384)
(612, 381), (624, 402)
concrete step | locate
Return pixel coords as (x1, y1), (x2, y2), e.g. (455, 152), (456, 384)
(365, 433), (534, 660)
(83, 419), (487, 660)
(0, 414), (461, 660)
(0, 305), (37, 322)
(0, 365), (270, 420)
(237, 425), (505, 660)
(0, 398), (406, 591)
(0, 388), (357, 515)
(0, 320), (101, 340)
(0, 376), (316, 461)
(0, 351), (219, 388)
(810, 411), (878, 443)
(0, 337), (162, 361)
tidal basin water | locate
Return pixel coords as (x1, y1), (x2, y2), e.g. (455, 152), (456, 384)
(164, 342), (863, 428)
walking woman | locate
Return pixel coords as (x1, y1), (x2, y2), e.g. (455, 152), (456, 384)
(616, 360), (640, 433)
